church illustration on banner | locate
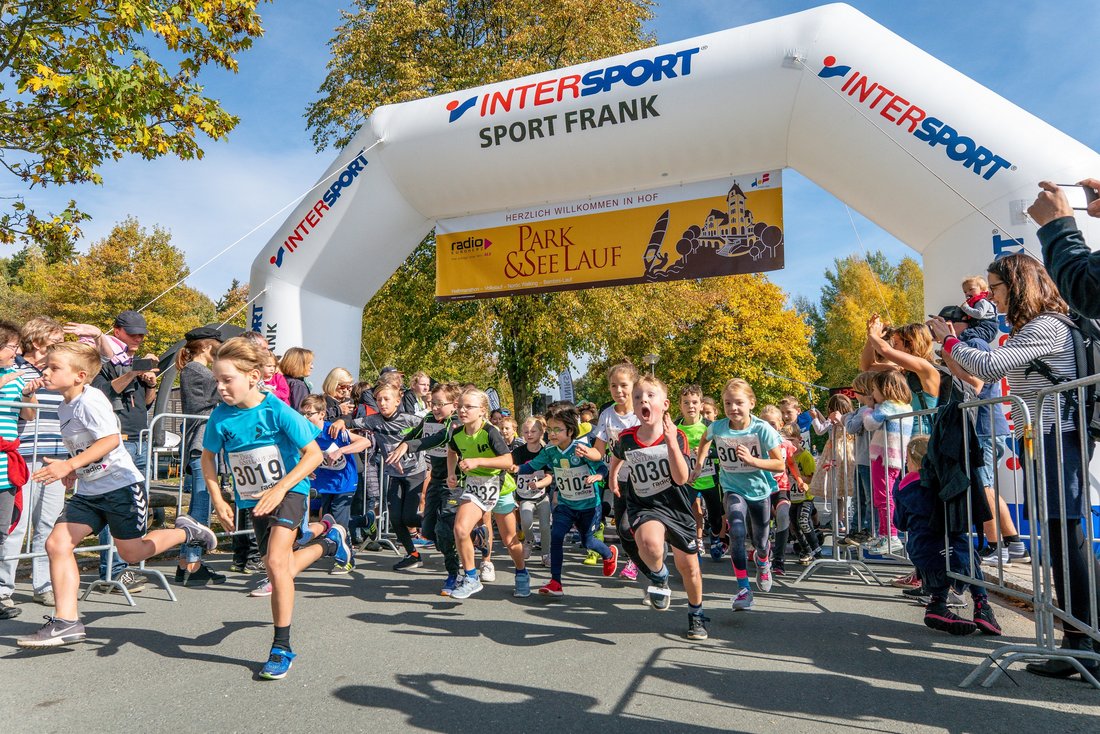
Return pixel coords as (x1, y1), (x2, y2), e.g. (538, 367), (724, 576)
(642, 181), (784, 283)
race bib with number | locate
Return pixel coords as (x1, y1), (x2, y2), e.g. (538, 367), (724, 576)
(626, 446), (675, 498)
(554, 465), (595, 501)
(228, 445), (287, 497)
(515, 471), (546, 500)
(715, 435), (763, 474)
(318, 444), (347, 472)
(421, 422), (448, 459)
(688, 452), (716, 479)
(462, 474), (502, 506)
(63, 431), (110, 481)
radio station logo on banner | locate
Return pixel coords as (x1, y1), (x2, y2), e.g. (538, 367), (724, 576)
(435, 172), (784, 301)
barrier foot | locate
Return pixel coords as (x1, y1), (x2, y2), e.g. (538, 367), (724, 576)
(960, 644), (1100, 690)
(138, 565), (177, 602)
(792, 556), (884, 586)
(81, 579), (136, 607)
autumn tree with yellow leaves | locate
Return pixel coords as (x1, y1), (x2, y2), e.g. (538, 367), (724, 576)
(797, 251), (924, 390)
(0, 1), (266, 250)
(311, 0), (657, 417)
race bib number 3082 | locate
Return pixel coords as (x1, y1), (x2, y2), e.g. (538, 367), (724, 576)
(228, 445), (286, 497)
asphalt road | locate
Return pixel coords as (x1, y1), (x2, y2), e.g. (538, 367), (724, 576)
(2, 545), (1098, 733)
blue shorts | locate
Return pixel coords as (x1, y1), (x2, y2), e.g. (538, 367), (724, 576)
(976, 434), (1009, 489)
(493, 491), (517, 515)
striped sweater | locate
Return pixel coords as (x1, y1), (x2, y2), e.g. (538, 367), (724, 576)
(947, 314), (1076, 437)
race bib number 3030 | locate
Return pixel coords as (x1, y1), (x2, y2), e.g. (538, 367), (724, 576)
(228, 445), (286, 497)
(626, 445), (675, 498)
(715, 435), (762, 474)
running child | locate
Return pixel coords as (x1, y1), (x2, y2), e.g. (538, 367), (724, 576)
(693, 379), (784, 611)
(759, 405), (798, 575)
(448, 388), (529, 600)
(862, 370), (913, 556)
(387, 382), (464, 595)
(17, 342), (219, 649)
(610, 376), (708, 640)
(515, 402), (615, 596)
(781, 424), (821, 565)
(576, 361), (646, 582)
(700, 396), (718, 423)
(675, 385), (722, 562)
(354, 382), (427, 571)
(512, 416), (553, 568)
(500, 415), (522, 451)
(300, 395), (371, 574)
(199, 337), (347, 679)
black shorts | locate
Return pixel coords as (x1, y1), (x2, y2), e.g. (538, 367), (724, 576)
(253, 493), (308, 557)
(59, 485), (148, 540)
(628, 506), (699, 555)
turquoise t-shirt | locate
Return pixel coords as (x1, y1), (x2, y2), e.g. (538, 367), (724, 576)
(203, 392), (320, 508)
(704, 415), (781, 501)
(519, 438), (604, 510)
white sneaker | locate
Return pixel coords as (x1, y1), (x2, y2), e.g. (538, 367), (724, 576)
(757, 563), (774, 593)
(479, 561), (496, 583)
(523, 544), (532, 560)
(541, 554), (551, 568)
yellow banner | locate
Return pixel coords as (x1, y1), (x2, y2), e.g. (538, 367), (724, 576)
(435, 172), (783, 300)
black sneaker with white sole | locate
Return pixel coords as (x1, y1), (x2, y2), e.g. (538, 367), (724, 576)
(17, 616), (87, 648)
(687, 612), (710, 640)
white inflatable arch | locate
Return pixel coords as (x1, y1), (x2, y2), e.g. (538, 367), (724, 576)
(249, 3), (1100, 378)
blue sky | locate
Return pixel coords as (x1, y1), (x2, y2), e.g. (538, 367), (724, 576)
(16, 0), (1100, 305)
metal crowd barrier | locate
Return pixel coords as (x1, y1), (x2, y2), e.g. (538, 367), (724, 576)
(0, 399), (165, 607)
(962, 373), (1100, 689)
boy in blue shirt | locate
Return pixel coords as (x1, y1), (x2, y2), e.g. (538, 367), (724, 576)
(300, 395), (371, 573)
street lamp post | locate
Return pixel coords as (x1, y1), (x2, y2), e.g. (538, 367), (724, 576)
(643, 353), (659, 376)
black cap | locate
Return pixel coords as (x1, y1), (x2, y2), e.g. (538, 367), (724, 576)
(114, 310), (148, 335)
(184, 326), (224, 342)
(936, 306), (970, 323)
(380, 366), (400, 375)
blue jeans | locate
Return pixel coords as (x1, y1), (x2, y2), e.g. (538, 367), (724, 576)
(550, 504), (610, 581)
(98, 440), (147, 579)
(180, 456), (210, 563)
(855, 464), (873, 533)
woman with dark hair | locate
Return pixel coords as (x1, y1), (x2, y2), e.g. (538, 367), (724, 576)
(175, 327), (227, 586)
(928, 253), (1099, 679)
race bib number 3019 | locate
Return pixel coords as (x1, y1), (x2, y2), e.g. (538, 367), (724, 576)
(228, 445), (286, 497)
(715, 435), (762, 474)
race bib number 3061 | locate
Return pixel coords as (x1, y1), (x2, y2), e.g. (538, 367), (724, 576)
(715, 435), (762, 474)
(228, 445), (286, 497)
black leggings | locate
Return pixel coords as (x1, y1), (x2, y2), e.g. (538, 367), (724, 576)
(699, 488), (725, 537)
(386, 472), (426, 555)
(725, 493), (771, 572)
(790, 501), (820, 555)
(614, 487), (652, 578)
(1049, 522), (1100, 635)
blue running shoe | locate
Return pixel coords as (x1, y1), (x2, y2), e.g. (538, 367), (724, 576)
(412, 536), (434, 548)
(259, 648), (296, 680)
(710, 538), (724, 562)
(513, 571), (531, 598)
(450, 574), (484, 600)
(441, 574), (457, 596)
(472, 525), (488, 554)
(325, 524), (351, 566)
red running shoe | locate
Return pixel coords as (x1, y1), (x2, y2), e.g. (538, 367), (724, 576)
(602, 546), (619, 577)
(538, 579), (564, 597)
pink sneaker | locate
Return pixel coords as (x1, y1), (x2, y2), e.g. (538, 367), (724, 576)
(620, 560), (638, 581)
